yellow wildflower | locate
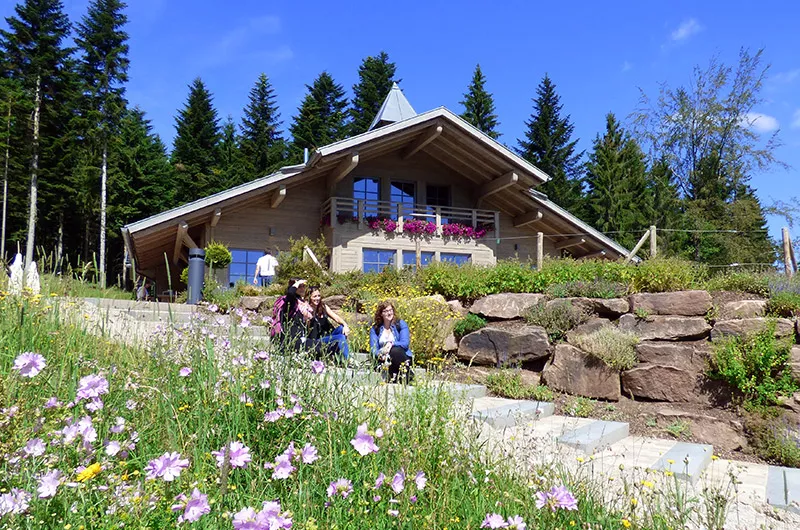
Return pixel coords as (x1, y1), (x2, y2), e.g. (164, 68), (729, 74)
(631, 497), (638, 506)
(621, 519), (631, 528)
(76, 463), (102, 482)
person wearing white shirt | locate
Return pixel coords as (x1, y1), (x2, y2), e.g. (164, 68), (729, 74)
(253, 249), (279, 286)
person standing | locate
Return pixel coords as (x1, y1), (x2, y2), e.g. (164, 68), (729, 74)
(253, 249), (279, 286)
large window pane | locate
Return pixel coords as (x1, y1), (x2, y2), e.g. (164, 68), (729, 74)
(354, 177), (380, 217)
(402, 251), (434, 271)
(390, 181), (415, 219)
(362, 248), (396, 273)
(426, 185), (450, 223)
(229, 248), (261, 286)
(440, 252), (471, 266)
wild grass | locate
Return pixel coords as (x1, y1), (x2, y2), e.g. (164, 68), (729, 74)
(570, 326), (640, 371)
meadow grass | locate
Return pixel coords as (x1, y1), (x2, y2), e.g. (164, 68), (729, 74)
(0, 292), (737, 529)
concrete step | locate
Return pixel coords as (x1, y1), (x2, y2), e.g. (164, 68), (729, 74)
(557, 420), (630, 454)
(471, 397), (555, 428)
(651, 441), (714, 485)
(767, 466), (800, 514)
(82, 297), (199, 314)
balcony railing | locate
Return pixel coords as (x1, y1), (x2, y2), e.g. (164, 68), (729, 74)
(321, 197), (500, 240)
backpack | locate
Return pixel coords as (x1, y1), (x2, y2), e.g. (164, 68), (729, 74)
(270, 295), (299, 337)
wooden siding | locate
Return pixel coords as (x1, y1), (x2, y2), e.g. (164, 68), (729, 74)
(495, 211), (558, 261)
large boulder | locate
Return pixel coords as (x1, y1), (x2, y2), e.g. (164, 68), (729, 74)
(635, 340), (710, 370)
(629, 290), (712, 317)
(565, 318), (613, 343)
(719, 300), (767, 319)
(618, 314), (711, 341)
(710, 318), (795, 342)
(457, 325), (551, 366)
(790, 346), (800, 383)
(622, 366), (705, 403)
(469, 293), (545, 320)
(656, 409), (747, 453)
(322, 294), (348, 311)
(542, 344), (620, 401)
(239, 296), (270, 312)
(546, 297), (629, 318)
(447, 299), (468, 317)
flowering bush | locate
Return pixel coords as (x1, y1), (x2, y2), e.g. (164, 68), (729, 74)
(365, 216), (397, 233)
(441, 222), (492, 240)
(402, 219), (437, 237)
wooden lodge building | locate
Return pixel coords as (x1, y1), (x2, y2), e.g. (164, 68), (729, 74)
(122, 84), (630, 291)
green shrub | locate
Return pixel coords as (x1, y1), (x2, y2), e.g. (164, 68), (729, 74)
(453, 313), (487, 340)
(766, 291), (800, 318)
(204, 241), (233, 269)
(707, 325), (798, 408)
(417, 261), (489, 302)
(570, 326), (640, 370)
(524, 300), (591, 342)
(276, 235), (330, 287)
(485, 370), (555, 401)
(179, 267), (189, 285)
(564, 396), (595, 418)
(629, 258), (707, 293)
(746, 414), (800, 467)
(544, 279), (628, 299)
(482, 259), (538, 295)
(704, 271), (771, 296)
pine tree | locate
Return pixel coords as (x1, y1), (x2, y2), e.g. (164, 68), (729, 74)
(349, 52), (397, 135)
(0, 0), (72, 267)
(288, 72), (348, 162)
(0, 77), (25, 260)
(172, 77), (222, 202)
(516, 75), (584, 215)
(219, 116), (246, 188)
(75, 0), (129, 287)
(584, 113), (650, 249)
(460, 64), (500, 139)
(240, 73), (284, 182)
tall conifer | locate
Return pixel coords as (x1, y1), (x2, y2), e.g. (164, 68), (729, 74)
(240, 73), (284, 181)
(219, 116), (246, 188)
(172, 77), (222, 202)
(516, 75), (584, 215)
(460, 64), (500, 139)
(349, 52), (397, 135)
(289, 72), (348, 162)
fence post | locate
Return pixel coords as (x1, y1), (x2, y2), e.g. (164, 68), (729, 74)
(536, 232), (544, 270)
(782, 227), (794, 278)
(626, 229), (651, 263)
(649, 225), (657, 258)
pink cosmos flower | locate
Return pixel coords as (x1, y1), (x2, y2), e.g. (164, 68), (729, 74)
(391, 470), (405, 494)
(76, 374), (109, 401)
(535, 485), (578, 512)
(374, 472), (386, 489)
(232, 507), (260, 529)
(0, 488), (31, 515)
(171, 488), (210, 523)
(310, 360), (325, 374)
(301, 443), (318, 464)
(44, 397), (61, 409)
(86, 398), (103, 412)
(12, 352), (46, 378)
(179, 367), (192, 377)
(37, 470), (62, 499)
(271, 455), (295, 480)
(254, 350), (269, 361)
(481, 513), (509, 528)
(110, 417), (125, 434)
(414, 471), (427, 490)
(350, 423), (379, 456)
(506, 515), (527, 530)
(77, 416), (97, 443)
(145, 451), (189, 481)
(212, 441), (252, 469)
(24, 438), (45, 457)
(106, 441), (121, 457)
(264, 410), (282, 422)
(327, 478), (353, 498)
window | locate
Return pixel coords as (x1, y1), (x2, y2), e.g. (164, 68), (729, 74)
(362, 248), (396, 273)
(390, 181), (415, 218)
(440, 252), (471, 266)
(426, 184), (451, 223)
(354, 177), (380, 217)
(402, 250), (434, 271)
(229, 249), (262, 286)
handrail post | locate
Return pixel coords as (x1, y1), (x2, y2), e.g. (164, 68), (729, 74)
(435, 207), (442, 235)
(330, 197), (338, 226)
(357, 199), (365, 229)
(472, 210), (478, 228)
(396, 203), (403, 233)
(493, 211), (500, 241)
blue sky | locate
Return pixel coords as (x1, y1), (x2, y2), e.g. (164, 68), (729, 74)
(14, 0), (800, 244)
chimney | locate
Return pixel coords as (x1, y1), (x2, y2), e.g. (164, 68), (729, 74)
(303, 148), (309, 165)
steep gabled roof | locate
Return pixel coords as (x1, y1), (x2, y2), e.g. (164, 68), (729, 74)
(368, 82), (417, 130)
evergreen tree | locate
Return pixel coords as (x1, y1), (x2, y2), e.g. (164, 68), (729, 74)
(0, 0), (72, 267)
(171, 77), (222, 202)
(219, 116), (246, 188)
(75, 0), (129, 287)
(516, 74), (584, 215)
(288, 72), (348, 162)
(459, 64), (500, 139)
(584, 113), (650, 249)
(240, 73), (284, 182)
(349, 51), (397, 135)
(0, 77), (25, 261)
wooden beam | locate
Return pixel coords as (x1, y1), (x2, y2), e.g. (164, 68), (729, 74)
(581, 250), (607, 260)
(271, 185), (287, 208)
(210, 208), (221, 227)
(402, 124), (442, 160)
(513, 210), (543, 228)
(182, 231), (198, 250)
(555, 236), (586, 250)
(173, 221), (188, 264)
(478, 171), (518, 199)
(327, 153), (359, 191)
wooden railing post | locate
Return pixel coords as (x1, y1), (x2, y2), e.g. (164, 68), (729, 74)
(330, 197), (338, 226)
(783, 227), (794, 278)
(396, 203), (403, 233)
(472, 210), (478, 228)
(357, 199), (365, 230)
(536, 232), (544, 270)
(650, 225), (657, 258)
(435, 207), (442, 235)
(493, 211), (500, 241)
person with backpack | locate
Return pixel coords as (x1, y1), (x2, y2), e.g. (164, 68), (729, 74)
(369, 302), (413, 384)
(307, 285), (350, 361)
(271, 279), (312, 353)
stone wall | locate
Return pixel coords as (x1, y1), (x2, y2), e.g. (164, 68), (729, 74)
(458, 290), (800, 403)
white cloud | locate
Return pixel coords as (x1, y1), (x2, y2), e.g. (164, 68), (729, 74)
(670, 18), (703, 41)
(772, 69), (800, 85)
(792, 109), (800, 129)
(621, 61), (633, 73)
(200, 15), (289, 68)
(740, 112), (780, 133)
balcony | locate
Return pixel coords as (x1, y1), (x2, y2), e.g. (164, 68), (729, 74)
(321, 197), (500, 240)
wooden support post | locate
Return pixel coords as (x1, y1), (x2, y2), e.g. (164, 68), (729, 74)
(402, 124), (442, 160)
(396, 203), (403, 233)
(173, 221), (188, 265)
(650, 225), (657, 258)
(783, 227), (794, 278)
(536, 232), (544, 270)
(555, 236), (586, 250)
(625, 229), (651, 263)
(513, 210), (543, 228)
(493, 211), (500, 241)
(415, 239), (421, 270)
(330, 197), (338, 226)
(271, 185), (286, 208)
(471, 210), (477, 228)
(357, 200), (364, 229)
(435, 207), (442, 235)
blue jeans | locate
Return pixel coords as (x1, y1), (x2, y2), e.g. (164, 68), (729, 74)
(320, 325), (349, 360)
(259, 275), (275, 287)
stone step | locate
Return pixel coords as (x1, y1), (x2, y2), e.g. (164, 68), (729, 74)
(650, 441), (714, 485)
(471, 397), (555, 428)
(557, 420), (630, 454)
(767, 466), (800, 514)
(82, 297), (199, 314)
